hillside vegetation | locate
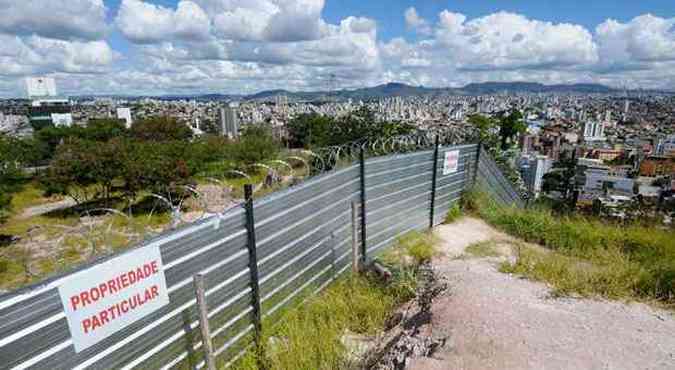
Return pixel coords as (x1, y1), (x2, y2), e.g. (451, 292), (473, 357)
(230, 231), (436, 370)
(464, 190), (675, 307)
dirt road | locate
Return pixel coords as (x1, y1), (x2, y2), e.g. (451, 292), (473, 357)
(409, 217), (675, 370)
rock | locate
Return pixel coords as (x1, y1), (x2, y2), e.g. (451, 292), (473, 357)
(341, 331), (377, 365)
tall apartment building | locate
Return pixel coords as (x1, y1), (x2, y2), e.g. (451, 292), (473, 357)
(582, 121), (606, 142)
(520, 154), (553, 196)
(219, 102), (240, 138)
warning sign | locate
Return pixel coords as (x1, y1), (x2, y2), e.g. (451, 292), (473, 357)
(58, 246), (170, 352)
(442, 150), (460, 175)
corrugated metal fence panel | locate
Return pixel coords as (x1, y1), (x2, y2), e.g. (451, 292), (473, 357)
(433, 145), (478, 226)
(0, 144), (527, 370)
(252, 166), (360, 318)
(0, 209), (250, 370)
(476, 148), (525, 208)
(364, 150), (435, 254)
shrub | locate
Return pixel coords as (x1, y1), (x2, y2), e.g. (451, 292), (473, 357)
(444, 203), (462, 224)
(473, 191), (675, 306)
(230, 231), (440, 370)
(396, 231), (437, 265)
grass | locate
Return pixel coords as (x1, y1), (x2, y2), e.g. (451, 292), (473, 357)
(229, 231), (437, 370)
(0, 190), (173, 291)
(465, 240), (502, 258)
(444, 203), (462, 224)
(8, 182), (62, 214)
(391, 231), (438, 266)
(465, 188), (675, 307)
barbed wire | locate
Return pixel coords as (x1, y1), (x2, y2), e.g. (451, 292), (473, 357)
(17, 127), (476, 266)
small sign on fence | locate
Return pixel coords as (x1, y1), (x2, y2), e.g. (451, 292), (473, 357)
(57, 246), (170, 352)
(443, 150), (460, 175)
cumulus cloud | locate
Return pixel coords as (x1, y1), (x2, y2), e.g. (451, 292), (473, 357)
(116, 0), (211, 43)
(0, 0), (108, 40)
(112, 0), (381, 95)
(596, 14), (675, 68)
(435, 11), (598, 70)
(0, 34), (115, 76)
(405, 7), (432, 35)
(0, 0), (115, 83)
(5, 1), (675, 96)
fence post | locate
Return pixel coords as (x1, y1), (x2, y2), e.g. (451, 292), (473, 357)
(429, 135), (440, 229)
(473, 142), (483, 187)
(193, 274), (216, 370)
(351, 201), (360, 274)
(243, 185), (263, 353)
(359, 148), (367, 263)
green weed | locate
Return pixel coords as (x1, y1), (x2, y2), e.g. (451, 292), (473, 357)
(470, 190), (675, 306)
(465, 240), (502, 258)
(444, 203), (462, 224)
(229, 231), (439, 370)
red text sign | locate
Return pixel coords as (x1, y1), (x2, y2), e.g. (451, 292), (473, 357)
(58, 246), (169, 352)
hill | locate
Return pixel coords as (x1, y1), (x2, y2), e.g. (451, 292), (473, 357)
(242, 81), (616, 102)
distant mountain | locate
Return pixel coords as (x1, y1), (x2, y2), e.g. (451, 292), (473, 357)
(61, 81), (620, 102)
(242, 81), (617, 102)
(459, 82), (615, 95)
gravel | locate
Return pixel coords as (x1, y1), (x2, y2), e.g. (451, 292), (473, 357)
(408, 217), (675, 370)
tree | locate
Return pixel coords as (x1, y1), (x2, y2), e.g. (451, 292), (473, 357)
(82, 119), (128, 141)
(130, 116), (193, 142)
(497, 110), (526, 150)
(44, 138), (125, 205)
(287, 113), (332, 148)
(332, 107), (414, 146)
(0, 134), (23, 222)
(120, 140), (196, 197)
(468, 114), (498, 147)
(231, 124), (281, 166)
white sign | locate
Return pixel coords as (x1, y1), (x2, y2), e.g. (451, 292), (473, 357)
(442, 150), (460, 175)
(25, 77), (57, 97)
(58, 246), (170, 352)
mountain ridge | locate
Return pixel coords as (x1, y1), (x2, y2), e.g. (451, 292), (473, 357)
(237, 81), (617, 101)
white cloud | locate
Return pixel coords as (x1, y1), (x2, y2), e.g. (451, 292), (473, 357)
(434, 11), (598, 70)
(0, 0), (108, 40)
(0, 34), (115, 77)
(596, 14), (675, 68)
(5, 1), (675, 97)
(404, 7), (432, 35)
(116, 0), (211, 43)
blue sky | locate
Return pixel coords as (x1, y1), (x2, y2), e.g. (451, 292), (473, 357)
(1, 0), (675, 96)
(324, 0), (675, 39)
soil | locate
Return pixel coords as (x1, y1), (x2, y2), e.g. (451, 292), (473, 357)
(17, 198), (77, 219)
(408, 217), (675, 370)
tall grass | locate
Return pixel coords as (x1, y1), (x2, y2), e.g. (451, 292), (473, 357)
(444, 203), (462, 224)
(230, 231), (437, 370)
(466, 189), (675, 306)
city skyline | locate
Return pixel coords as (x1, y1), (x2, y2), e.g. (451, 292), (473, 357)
(1, 1), (675, 97)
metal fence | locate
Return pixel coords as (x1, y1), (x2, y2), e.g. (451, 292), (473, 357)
(475, 146), (526, 208)
(0, 143), (520, 370)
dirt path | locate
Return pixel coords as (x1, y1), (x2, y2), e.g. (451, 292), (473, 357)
(409, 217), (675, 370)
(17, 198), (76, 219)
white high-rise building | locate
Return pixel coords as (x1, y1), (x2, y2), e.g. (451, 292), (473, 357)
(116, 108), (133, 128)
(520, 154), (553, 196)
(583, 121), (606, 142)
(219, 102), (240, 138)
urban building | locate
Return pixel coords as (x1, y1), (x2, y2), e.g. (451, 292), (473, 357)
(582, 121), (606, 142)
(116, 108), (133, 128)
(25, 77), (72, 130)
(219, 102), (240, 138)
(519, 153), (553, 196)
(639, 156), (675, 177)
